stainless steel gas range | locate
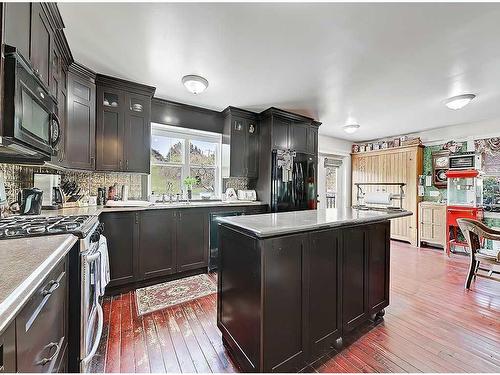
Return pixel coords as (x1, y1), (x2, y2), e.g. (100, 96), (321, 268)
(0, 214), (108, 373)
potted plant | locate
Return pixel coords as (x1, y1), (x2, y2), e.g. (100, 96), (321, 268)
(183, 176), (198, 200)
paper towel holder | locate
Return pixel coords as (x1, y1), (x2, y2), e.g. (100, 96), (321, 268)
(353, 182), (406, 211)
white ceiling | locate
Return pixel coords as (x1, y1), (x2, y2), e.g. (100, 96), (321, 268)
(59, 2), (500, 142)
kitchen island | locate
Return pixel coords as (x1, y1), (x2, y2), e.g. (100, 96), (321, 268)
(216, 208), (412, 372)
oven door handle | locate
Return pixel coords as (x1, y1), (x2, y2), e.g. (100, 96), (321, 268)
(80, 303), (104, 368)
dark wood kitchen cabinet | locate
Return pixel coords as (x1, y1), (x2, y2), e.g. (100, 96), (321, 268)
(3, 2), (31, 59)
(96, 75), (155, 173)
(341, 225), (369, 331)
(368, 222), (391, 314)
(138, 210), (176, 279)
(262, 234), (306, 372)
(124, 93), (152, 172)
(51, 32), (72, 166)
(16, 256), (68, 373)
(307, 229), (341, 357)
(3, 3), (68, 95)
(4, 3), (52, 88)
(260, 108), (320, 155)
(0, 323), (16, 373)
(307, 124), (319, 155)
(341, 221), (390, 331)
(218, 220), (391, 372)
(176, 209), (209, 272)
(30, 3), (52, 89)
(271, 116), (291, 150)
(101, 212), (138, 288)
(289, 122), (309, 153)
(64, 64), (96, 170)
(103, 208), (207, 292)
(96, 86), (123, 171)
(222, 107), (259, 178)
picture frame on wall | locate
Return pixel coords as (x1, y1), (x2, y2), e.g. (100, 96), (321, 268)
(394, 138), (401, 147)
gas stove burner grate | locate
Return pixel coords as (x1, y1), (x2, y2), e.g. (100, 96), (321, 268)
(0, 215), (96, 239)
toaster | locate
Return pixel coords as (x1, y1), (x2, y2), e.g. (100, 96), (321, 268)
(237, 190), (257, 201)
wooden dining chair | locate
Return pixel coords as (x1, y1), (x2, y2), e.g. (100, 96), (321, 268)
(457, 218), (500, 289)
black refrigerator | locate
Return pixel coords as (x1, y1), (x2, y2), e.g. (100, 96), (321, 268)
(271, 149), (317, 212)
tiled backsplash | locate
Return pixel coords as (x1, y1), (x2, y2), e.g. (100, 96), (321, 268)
(222, 177), (255, 192)
(0, 163), (144, 204)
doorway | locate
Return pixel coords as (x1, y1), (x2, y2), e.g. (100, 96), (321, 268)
(318, 154), (344, 209)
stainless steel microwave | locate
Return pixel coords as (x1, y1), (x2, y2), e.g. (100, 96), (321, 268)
(449, 153), (477, 170)
(1, 49), (60, 161)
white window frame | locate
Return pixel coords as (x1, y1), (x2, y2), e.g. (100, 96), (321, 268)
(149, 123), (222, 198)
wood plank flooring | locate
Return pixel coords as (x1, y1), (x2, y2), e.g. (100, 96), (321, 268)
(90, 241), (500, 373)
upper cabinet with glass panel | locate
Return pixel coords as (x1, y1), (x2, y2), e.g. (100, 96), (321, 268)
(130, 96), (145, 113)
(103, 92), (119, 108)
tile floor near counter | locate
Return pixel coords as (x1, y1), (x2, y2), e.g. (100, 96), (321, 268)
(90, 242), (500, 373)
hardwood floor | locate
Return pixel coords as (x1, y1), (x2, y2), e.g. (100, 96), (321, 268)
(91, 241), (500, 373)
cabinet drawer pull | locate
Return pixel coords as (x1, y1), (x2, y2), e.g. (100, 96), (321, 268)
(41, 280), (60, 296)
(35, 341), (60, 366)
(26, 271), (65, 332)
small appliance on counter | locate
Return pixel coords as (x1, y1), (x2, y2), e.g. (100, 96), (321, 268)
(237, 189), (257, 201)
(224, 187), (238, 201)
(10, 188), (44, 215)
(34, 173), (64, 209)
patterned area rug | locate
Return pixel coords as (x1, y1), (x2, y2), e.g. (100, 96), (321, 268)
(135, 274), (217, 316)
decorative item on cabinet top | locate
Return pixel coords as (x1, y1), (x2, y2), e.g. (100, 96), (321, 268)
(352, 137), (422, 154)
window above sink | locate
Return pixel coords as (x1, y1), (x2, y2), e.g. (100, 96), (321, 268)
(149, 123), (222, 200)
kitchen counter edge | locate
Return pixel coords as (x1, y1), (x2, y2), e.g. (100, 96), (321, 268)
(0, 234), (78, 334)
(42, 201), (267, 217)
(217, 209), (413, 238)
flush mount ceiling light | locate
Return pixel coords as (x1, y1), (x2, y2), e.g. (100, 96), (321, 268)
(444, 94), (476, 110)
(343, 123), (360, 134)
(182, 75), (209, 95)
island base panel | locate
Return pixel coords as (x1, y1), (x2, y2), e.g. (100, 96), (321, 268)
(217, 221), (391, 372)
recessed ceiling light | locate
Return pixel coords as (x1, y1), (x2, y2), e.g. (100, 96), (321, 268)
(444, 94), (476, 110)
(182, 75), (209, 95)
(343, 124), (360, 134)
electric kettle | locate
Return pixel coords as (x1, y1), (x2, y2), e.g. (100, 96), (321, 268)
(11, 188), (44, 215)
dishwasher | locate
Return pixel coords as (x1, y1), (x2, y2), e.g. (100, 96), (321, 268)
(209, 211), (244, 271)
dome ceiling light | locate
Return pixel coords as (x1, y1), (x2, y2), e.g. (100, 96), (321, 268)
(444, 94), (476, 110)
(343, 123), (360, 134)
(182, 75), (209, 95)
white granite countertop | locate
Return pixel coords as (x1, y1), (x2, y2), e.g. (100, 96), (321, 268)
(41, 200), (266, 217)
(217, 208), (413, 238)
(0, 234), (78, 333)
